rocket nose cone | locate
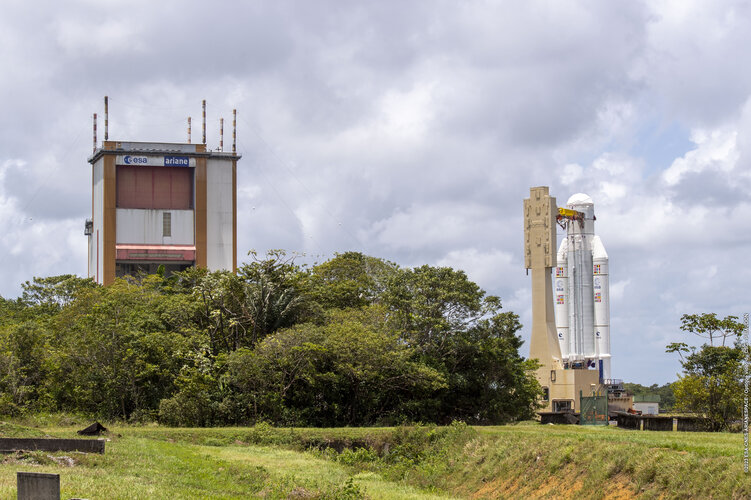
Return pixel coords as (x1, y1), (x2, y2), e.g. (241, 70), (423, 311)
(567, 193), (594, 207)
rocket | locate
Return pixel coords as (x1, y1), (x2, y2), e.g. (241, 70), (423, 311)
(553, 193), (611, 381)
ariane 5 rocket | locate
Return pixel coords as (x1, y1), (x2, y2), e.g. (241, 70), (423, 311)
(553, 193), (611, 381)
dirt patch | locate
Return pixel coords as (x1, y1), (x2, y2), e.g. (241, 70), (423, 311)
(467, 465), (637, 499)
(47, 454), (76, 467)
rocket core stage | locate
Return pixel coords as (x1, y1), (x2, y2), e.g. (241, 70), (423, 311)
(554, 193), (611, 381)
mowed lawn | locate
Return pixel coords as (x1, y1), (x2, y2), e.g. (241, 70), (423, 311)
(0, 425), (454, 500)
(0, 422), (748, 499)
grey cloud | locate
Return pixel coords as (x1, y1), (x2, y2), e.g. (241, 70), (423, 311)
(2, 0), (751, 386)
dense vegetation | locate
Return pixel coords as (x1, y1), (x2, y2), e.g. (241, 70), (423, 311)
(0, 251), (541, 426)
(622, 382), (675, 412)
(666, 313), (746, 430)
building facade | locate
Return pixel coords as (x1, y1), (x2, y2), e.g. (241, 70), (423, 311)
(86, 141), (239, 285)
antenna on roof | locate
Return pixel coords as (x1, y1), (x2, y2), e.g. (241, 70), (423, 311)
(202, 100), (207, 145)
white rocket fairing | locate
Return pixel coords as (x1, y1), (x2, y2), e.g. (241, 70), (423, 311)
(553, 193), (611, 381)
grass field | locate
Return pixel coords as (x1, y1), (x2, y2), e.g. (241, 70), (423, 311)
(0, 419), (748, 499)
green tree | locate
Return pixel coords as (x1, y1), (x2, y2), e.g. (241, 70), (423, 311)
(384, 265), (496, 351)
(623, 382), (676, 412)
(307, 252), (399, 310)
(0, 321), (53, 414)
(437, 312), (543, 424)
(667, 313), (746, 430)
(678, 313), (744, 347)
(672, 346), (743, 431)
(226, 306), (446, 426)
(21, 274), (97, 312)
(383, 264), (541, 423)
(239, 250), (313, 347)
(49, 277), (190, 420)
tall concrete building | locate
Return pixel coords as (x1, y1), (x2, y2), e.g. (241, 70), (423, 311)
(86, 140), (240, 285)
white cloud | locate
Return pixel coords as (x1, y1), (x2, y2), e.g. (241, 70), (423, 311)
(1, 0), (750, 385)
(610, 279), (630, 302)
(662, 129), (737, 186)
(436, 248), (514, 294)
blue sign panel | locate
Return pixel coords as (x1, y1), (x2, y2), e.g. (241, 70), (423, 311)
(164, 156), (190, 167)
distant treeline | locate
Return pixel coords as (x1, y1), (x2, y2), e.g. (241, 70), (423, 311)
(623, 383), (675, 411)
(0, 251), (542, 427)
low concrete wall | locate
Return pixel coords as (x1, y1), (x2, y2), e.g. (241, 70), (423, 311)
(676, 416), (712, 432)
(615, 412), (711, 432)
(539, 412), (580, 425)
(0, 438), (104, 454)
(643, 415), (673, 431)
(616, 412), (641, 429)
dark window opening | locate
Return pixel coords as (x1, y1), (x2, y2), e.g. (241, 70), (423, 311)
(116, 261), (193, 279)
(553, 400), (573, 412)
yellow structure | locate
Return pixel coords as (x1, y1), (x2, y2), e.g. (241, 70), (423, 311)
(524, 187), (599, 412)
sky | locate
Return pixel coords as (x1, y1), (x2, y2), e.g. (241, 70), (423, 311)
(1, 0), (750, 385)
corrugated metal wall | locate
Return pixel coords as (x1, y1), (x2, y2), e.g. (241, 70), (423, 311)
(116, 165), (193, 209)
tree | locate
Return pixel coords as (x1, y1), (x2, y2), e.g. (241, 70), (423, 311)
(435, 312), (543, 424)
(226, 306), (446, 426)
(49, 277), (190, 420)
(678, 313), (744, 347)
(672, 346), (743, 431)
(21, 275), (97, 312)
(307, 252), (399, 310)
(0, 321), (53, 414)
(384, 265), (497, 352)
(623, 382), (676, 412)
(667, 313), (746, 430)
(383, 264), (541, 423)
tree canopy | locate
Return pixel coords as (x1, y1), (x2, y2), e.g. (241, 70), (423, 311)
(0, 251), (542, 426)
(666, 313), (746, 430)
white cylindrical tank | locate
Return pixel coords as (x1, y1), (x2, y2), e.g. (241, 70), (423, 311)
(566, 194), (595, 364)
(555, 239), (570, 361)
(592, 236), (611, 380)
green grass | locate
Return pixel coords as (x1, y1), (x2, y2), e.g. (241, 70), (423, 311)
(0, 420), (748, 499)
(0, 422), (454, 499)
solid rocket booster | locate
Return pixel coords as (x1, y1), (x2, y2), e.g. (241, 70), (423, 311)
(553, 193), (611, 381)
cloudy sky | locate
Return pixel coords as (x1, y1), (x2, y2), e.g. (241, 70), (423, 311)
(1, 0), (750, 385)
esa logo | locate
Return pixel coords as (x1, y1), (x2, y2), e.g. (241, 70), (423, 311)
(123, 155), (148, 165)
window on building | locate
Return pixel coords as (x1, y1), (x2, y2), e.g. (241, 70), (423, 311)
(553, 400), (573, 412)
(163, 212), (172, 237)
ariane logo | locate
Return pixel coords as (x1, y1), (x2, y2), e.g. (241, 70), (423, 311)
(164, 156), (189, 167)
(123, 155), (148, 165)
